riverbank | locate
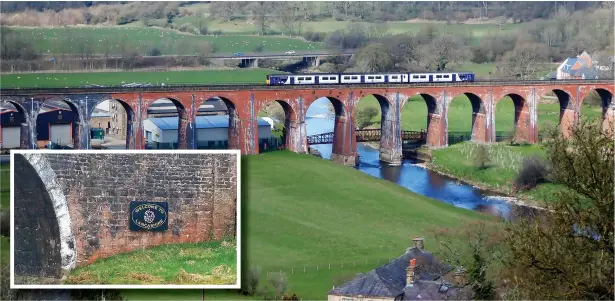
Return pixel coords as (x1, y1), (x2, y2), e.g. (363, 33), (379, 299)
(422, 142), (564, 209)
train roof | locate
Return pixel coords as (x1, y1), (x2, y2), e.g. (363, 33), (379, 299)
(267, 71), (475, 77)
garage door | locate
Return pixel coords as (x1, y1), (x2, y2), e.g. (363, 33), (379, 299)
(50, 123), (71, 146)
(1, 126), (21, 148)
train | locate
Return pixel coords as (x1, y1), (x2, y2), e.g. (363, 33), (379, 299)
(266, 72), (475, 86)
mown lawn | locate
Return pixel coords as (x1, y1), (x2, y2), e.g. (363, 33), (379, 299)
(8, 27), (322, 56)
(65, 238), (237, 285)
(0, 68), (280, 88)
(125, 151), (491, 299)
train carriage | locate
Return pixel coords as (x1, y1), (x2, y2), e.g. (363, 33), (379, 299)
(266, 72), (475, 86)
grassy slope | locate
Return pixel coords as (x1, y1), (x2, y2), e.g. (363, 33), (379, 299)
(0, 164), (8, 210)
(65, 239), (237, 285)
(123, 151), (489, 300)
(9, 27), (322, 56)
(0, 69), (281, 88)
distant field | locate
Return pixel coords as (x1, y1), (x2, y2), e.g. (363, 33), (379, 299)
(9, 27), (322, 56)
(0, 69), (281, 88)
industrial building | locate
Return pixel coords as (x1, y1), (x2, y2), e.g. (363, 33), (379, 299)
(143, 115), (275, 149)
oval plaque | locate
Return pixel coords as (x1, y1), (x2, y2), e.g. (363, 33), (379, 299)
(129, 201), (168, 231)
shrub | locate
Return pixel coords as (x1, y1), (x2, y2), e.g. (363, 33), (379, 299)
(147, 47), (161, 56)
(473, 144), (491, 170)
(253, 44), (264, 53)
(514, 155), (549, 191)
(178, 23), (198, 34)
(242, 266), (261, 296)
(198, 25), (208, 35)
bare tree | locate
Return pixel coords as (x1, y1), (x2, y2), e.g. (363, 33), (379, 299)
(497, 40), (550, 79)
(354, 43), (393, 72)
(420, 34), (469, 71)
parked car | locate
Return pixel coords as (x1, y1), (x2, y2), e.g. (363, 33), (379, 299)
(285, 50), (296, 55)
(234, 52), (244, 57)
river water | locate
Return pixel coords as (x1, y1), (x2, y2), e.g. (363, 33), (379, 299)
(305, 98), (539, 221)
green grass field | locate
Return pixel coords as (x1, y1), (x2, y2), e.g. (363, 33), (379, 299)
(0, 163), (8, 210)
(427, 142), (567, 205)
(357, 94), (603, 135)
(65, 239), (237, 285)
(9, 27), (322, 56)
(0, 69), (281, 88)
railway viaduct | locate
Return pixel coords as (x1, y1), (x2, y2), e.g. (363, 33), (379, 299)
(1, 80), (613, 165)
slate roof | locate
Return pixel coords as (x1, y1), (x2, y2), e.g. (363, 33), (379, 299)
(148, 115), (270, 131)
(328, 247), (467, 299)
(399, 280), (474, 300)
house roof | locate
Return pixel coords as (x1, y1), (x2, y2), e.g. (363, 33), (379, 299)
(148, 115), (270, 131)
(399, 280), (474, 300)
(328, 247), (455, 298)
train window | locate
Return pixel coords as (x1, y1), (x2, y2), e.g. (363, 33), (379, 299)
(322, 77), (328, 80)
(391, 76), (398, 79)
(343, 76), (350, 79)
(413, 75), (419, 79)
(444, 75), (450, 78)
(351, 76), (358, 79)
(420, 75), (426, 78)
(298, 77), (304, 80)
(368, 76), (374, 79)
(436, 75), (442, 78)
(376, 76), (382, 79)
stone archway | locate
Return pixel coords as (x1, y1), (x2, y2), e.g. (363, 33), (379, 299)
(14, 153), (76, 283)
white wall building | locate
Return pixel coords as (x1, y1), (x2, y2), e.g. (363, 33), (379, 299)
(143, 115), (273, 148)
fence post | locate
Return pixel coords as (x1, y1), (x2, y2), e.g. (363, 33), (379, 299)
(329, 263), (330, 270)
(317, 265), (319, 271)
(292, 268), (294, 275)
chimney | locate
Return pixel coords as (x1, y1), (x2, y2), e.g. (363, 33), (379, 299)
(406, 258), (418, 287)
(413, 237), (424, 251)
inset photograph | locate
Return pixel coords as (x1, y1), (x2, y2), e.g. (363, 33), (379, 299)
(10, 150), (240, 289)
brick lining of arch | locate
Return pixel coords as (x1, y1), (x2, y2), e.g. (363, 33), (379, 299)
(448, 92), (488, 143)
(497, 93), (533, 143)
(90, 98), (136, 149)
(1, 100), (32, 149)
(142, 97), (189, 149)
(402, 93), (442, 147)
(14, 153), (77, 282)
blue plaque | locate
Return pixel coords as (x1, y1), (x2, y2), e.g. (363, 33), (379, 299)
(129, 201), (168, 231)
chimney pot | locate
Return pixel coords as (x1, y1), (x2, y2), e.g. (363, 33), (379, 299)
(413, 237), (424, 251)
(406, 258), (418, 287)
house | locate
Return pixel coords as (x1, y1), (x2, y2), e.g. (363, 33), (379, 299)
(327, 237), (473, 301)
(143, 115), (274, 149)
(554, 51), (604, 80)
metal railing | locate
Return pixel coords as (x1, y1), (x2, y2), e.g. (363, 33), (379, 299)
(306, 129), (425, 145)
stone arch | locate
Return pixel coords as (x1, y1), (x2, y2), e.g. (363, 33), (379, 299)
(14, 153), (76, 282)
(581, 88), (614, 135)
(400, 93), (441, 147)
(36, 98), (83, 149)
(496, 93), (532, 143)
(551, 89), (574, 133)
(256, 99), (297, 153)
(90, 98), (136, 149)
(354, 93), (398, 163)
(448, 92), (487, 143)
(1, 100), (32, 149)
(196, 96), (239, 150)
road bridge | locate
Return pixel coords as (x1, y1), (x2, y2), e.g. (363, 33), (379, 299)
(1, 79), (613, 166)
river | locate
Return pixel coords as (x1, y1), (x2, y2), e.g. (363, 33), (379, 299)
(305, 98), (539, 221)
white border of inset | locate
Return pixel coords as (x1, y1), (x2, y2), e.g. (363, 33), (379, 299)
(9, 149), (241, 289)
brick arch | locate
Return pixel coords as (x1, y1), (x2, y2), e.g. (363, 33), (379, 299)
(400, 93), (442, 147)
(580, 88), (614, 135)
(536, 88), (575, 137)
(36, 97), (84, 149)
(90, 98), (136, 149)
(1, 100), (32, 149)
(14, 152), (77, 282)
(495, 93), (533, 143)
(254, 99), (300, 153)
(194, 96), (240, 150)
(141, 97), (188, 149)
(447, 92), (487, 143)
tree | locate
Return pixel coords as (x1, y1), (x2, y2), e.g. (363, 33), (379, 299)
(243, 266), (261, 295)
(355, 107), (378, 129)
(419, 34), (469, 71)
(496, 40), (550, 79)
(502, 119), (614, 300)
(247, 1), (269, 35)
(473, 144), (490, 170)
(355, 43), (393, 72)
(268, 272), (287, 299)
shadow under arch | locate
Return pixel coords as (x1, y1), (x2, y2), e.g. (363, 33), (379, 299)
(1, 100), (31, 149)
(582, 88), (614, 134)
(90, 98), (136, 149)
(356, 94), (392, 149)
(196, 96), (239, 150)
(448, 92), (486, 144)
(401, 93), (439, 147)
(14, 153), (76, 283)
(498, 93), (531, 142)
